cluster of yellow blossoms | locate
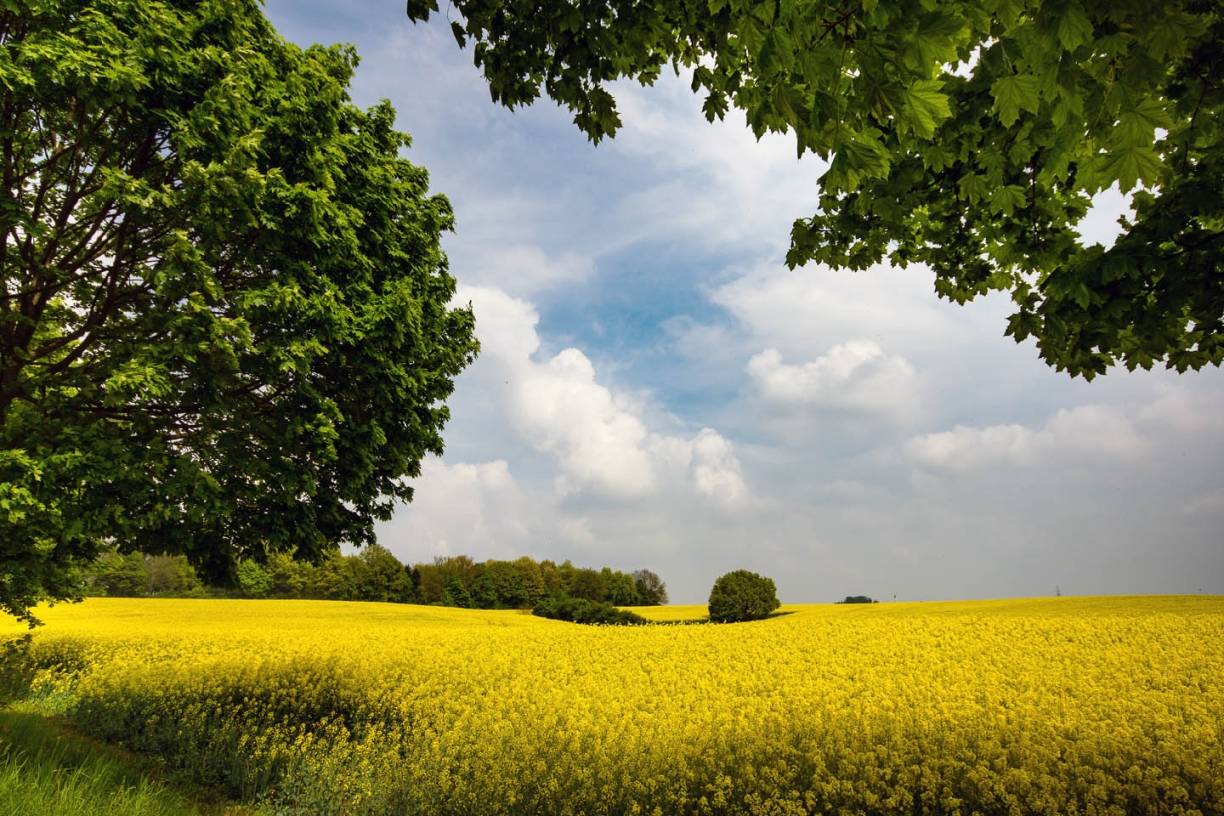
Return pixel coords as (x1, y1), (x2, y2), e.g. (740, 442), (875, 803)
(4, 595), (1221, 815)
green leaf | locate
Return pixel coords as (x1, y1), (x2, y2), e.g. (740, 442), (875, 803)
(990, 73), (1040, 127)
(702, 91), (729, 122)
(1114, 97), (1171, 150)
(758, 27), (795, 75)
(904, 13), (965, 71)
(900, 79), (952, 139)
(958, 173), (991, 204)
(1101, 146), (1164, 192)
(989, 184), (1026, 216)
(990, 0), (1025, 26)
(827, 127), (891, 191)
(1145, 12), (1206, 62)
(1055, 2), (1093, 52)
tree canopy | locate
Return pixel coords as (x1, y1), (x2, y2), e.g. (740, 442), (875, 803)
(708, 569), (780, 622)
(1, 0), (477, 624)
(407, 0), (1222, 378)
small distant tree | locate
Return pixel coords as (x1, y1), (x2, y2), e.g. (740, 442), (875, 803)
(146, 555), (204, 597)
(235, 559), (272, 598)
(89, 552), (150, 597)
(480, 560), (530, 608)
(414, 562), (445, 604)
(537, 559), (563, 596)
(310, 551), (356, 600)
(351, 545), (412, 602)
(266, 553), (311, 598)
(633, 569), (668, 606)
(838, 595), (876, 605)
(708, 570), (780, 623)
(603, 568), (640, 606)
(470, 565), (498, 608)
(443, 575), (474, 608)
(568, 567), (608, 602)
(512, 557), (548, 607)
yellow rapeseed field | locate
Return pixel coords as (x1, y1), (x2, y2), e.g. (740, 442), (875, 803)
(3, 596), (1222, 815)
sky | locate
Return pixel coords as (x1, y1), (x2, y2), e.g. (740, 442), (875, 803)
(266, 0), (1223, 604)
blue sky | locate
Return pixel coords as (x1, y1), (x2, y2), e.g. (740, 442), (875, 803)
(267, 0), (1224, 603)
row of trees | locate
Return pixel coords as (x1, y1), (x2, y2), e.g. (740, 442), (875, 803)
(81, 549), (668, 609)
(414, 555), (667, 609)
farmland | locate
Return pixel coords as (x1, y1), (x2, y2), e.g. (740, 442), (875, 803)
(2, 596), (1222, 815)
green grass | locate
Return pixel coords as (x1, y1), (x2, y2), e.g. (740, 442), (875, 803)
(0, 708), (254, 816)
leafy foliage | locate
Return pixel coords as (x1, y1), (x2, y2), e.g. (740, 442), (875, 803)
(0, 0), (477, 624)
(414, 555), (666, 609)
(86, 553), (151, 599)
(74, 548), (668, 613)
(407, 0), (1223, 378)
(707, 569), (780, 623)
(633, 569), (668, 606)
(531, 595), (648, 625)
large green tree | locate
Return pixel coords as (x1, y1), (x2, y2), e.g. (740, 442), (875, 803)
(408, 0), (1222, 377)
(1, 0), (477, 624)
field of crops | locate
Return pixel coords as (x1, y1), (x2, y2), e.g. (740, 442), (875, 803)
(3, 596), (1222, 815)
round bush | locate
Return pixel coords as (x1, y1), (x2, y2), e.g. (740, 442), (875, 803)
(707, 570), (780, 623)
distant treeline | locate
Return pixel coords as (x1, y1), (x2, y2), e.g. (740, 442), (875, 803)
(81, 548), (668, 609)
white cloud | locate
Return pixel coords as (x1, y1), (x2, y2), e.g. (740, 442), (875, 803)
(688, 428), (750, 505)
(608, 74), (828, 251)
(479, 245), (594, 294)
(522, 347), (657, 498)
(905, 404), (1147, 472)
(812, 479), (884, 501)
(905, 422), (1037, 470)
(1137, 385), (1224, 434)
(747, 341), (919, 420)
(708, 260), (980, 359)
(459, 284), (752, 503)
(443, 199), (602, 297)
(384, 459), (533, 561)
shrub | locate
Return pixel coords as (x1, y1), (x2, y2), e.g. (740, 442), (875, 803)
(838, 596), (876, 604)
(532, 597), (646, 626)
(708, 571), (780, 623)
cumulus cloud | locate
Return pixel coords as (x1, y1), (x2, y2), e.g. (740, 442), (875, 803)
(747, 341), (919, 420)
(687, 428), (750, 505)
(905, 404), (1148, 472)
(459, 284), (752, 503)
(524, 347), (657, 498)
(383, 459), (537, 561)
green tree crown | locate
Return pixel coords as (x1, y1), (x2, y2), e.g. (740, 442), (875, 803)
(408, 0), (1222, 379)
(708, 570), (781, 623)
(1, 0), (477, 624)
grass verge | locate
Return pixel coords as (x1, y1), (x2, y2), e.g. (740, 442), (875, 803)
(0, 708), (256, 816)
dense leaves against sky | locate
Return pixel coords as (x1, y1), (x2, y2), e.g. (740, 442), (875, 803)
(0, 0), (477, 624)
(408, 0), (1223, 378)
(707, 569), (780, 622)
